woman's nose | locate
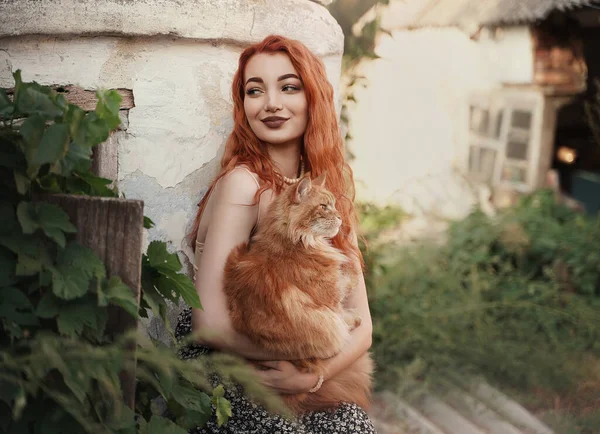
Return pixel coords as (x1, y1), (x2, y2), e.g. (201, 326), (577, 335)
(265, 93), (282, 112)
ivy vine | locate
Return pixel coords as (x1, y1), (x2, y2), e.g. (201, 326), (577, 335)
(0, 71), (277, 433)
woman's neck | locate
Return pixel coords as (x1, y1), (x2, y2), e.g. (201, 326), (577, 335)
(267, 141), (302, 179)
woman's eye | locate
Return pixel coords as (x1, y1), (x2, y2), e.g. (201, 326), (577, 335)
(282, 84), (300, 92)
(246, 88), (262, 96)
(320, 204), (328, 210)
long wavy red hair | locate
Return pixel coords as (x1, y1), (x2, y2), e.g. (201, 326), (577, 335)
(189, 35), (360, 259)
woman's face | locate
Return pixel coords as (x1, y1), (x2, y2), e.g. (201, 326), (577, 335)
(243, 52), (308, 147)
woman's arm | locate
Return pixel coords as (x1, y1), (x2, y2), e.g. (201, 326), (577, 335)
(321, 237), (373, 381)
(191, 168), (283, 360)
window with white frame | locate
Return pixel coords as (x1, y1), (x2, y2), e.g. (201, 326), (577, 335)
(467, 89), (544, 192)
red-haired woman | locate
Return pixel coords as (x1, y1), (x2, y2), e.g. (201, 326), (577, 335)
(175, 35), (375, 433)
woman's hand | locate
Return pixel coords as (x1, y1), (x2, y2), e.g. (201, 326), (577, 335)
(252, 361), (320, 395)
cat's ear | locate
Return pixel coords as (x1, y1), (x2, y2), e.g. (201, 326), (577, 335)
(294, 175), (312, 203)
(313, 171), (327, 187)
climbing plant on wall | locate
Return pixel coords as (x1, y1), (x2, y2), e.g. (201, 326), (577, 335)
(0, 71), (278, 433)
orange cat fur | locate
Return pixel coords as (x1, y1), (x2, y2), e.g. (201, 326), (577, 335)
(223, 172), (373, 414)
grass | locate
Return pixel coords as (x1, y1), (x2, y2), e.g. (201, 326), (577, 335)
(359, 190), (600, 432)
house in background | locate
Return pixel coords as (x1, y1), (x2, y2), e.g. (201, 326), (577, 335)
(348, 0), (600, 219)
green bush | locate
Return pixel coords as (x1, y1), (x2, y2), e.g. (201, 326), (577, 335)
(0, 72), (278, 433)
(368, 190), (600, 394)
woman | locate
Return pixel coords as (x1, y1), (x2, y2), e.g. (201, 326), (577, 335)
(176, 34), (375, 433)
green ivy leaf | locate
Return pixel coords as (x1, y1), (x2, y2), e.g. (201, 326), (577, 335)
(16, 202), (38, 234)
(15, 254), (42, 276)
(16, 86), (62, 119)
(12, 387), (27, 421)
(103, 276), (139, 318)
(0, 246), (16, 287)
(212, 384), (225, 399)
(96, 90), (122, 130)
(64, 104), (85, 139)
(105, 401), (136, 432)
(146, 241), (181, 273)
(16, 202), (76, 247)
(60, 141), (92, 176)
(144, 216), (155, 229)
(81, 112), (110, 147)
(146, 415), (188, 434)
(171, 384), (212, 413)
(0, 287), (38, 326)
(157, 273), (202, 309)
(211, 386), (232, 427)
(51, 242), (106, 300)
(56, 296), (108, 338)
(50, 263), (96, 302)
(0, 202), (17, 234)
(155, 366), (174, 398)
(34, 123), (69, 165)
(61, 358), (91, 403)
(37, 174), (62, 193)
(167, 390), (212, 430)
(139, 284), (170, 332)
(73, 170), (117, 197)
(13, 171), (30, 195)
(20, 114), (45, 163)
(36, 293), (60, 318)
(0, 381), (20, 406)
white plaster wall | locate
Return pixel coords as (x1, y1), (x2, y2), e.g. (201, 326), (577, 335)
(0, 0), (343, 344)
(347, 26), (534, 219)
(0, 1), (343, 243)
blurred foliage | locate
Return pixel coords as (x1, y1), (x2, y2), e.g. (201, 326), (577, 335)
(328, 0), (391, 149)
(356, 202), (405, 292)
(328, 0), (390, 69)
(366, 189), (600, 398)
(0, 72), (277, 433)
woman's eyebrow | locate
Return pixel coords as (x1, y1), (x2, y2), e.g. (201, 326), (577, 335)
(245, 74), (300, 85)
(277, 73), (300, 81)
(245, 77), (263, 85)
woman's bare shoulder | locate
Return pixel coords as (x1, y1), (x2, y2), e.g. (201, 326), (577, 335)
(214, 166), (261, 205)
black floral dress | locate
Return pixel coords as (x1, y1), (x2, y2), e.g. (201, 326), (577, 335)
(175, 307), (377, 434)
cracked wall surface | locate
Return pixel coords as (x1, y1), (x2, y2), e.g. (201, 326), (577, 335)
(0, 0), (343, 345)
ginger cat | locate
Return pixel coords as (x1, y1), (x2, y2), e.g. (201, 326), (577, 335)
(223, 172), (373, 414)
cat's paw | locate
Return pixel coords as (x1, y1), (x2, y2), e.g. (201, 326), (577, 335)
(343, 309), (362, 331)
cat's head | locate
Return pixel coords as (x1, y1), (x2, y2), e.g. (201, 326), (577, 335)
(275, 172), (342, 244)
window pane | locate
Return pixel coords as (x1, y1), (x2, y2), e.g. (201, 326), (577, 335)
(470, 106), (490, 135)
(506, 139), (528, 160)
(501, 165), (527, 183)
(469, 146), (479, 172)
(479, 148), (496, 182)
(494, 110), (504, 139)
(511, 110), (532, 129)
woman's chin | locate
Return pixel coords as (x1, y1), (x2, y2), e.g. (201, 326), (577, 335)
(255, 129), (302, 146)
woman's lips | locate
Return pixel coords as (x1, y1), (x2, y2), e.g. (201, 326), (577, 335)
(261, 117), (289, 128)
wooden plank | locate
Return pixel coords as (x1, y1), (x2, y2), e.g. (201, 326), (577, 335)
(54, 85), (134, 111)
(3, 85), (134, 111)
(90, 112), (126, 182)
(45, 194), (144, 409)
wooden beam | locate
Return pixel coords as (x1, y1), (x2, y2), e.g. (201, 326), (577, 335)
(54, 85), (134, 111)
(3, 85), (134, 111)
(45, 194), (144, 409)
